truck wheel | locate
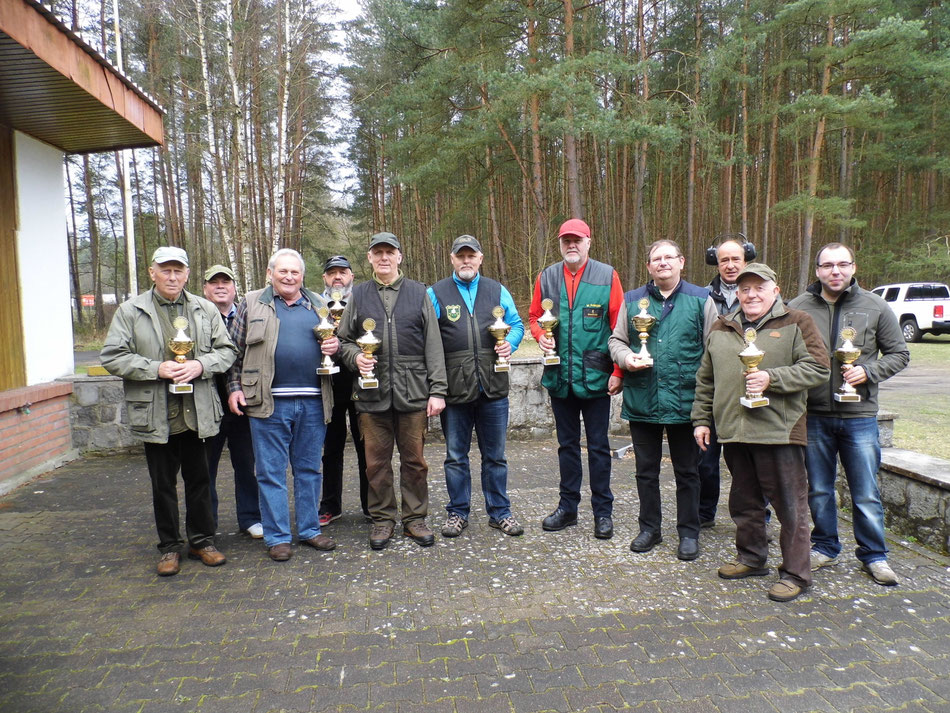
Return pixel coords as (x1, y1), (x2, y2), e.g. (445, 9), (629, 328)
(901, 318), (921, 343)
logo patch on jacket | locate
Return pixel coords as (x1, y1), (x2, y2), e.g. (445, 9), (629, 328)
(446, 305), (462, 322)
(769, 330), (781, 338)
(583, 304), (604, 319)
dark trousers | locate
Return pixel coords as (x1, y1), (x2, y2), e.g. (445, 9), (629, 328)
(359, 410), (429, 526)
(549, 393), (613, 517)
(723, 442), (812, 588)
(697, 419), (722, 523)
(629, 421), (700, 539)
(320, 396), (368, 517)
(143, 431), (216, 554)
(206, 410), (261, 531)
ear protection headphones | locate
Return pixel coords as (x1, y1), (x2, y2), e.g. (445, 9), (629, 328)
(705, 233), (757, 266)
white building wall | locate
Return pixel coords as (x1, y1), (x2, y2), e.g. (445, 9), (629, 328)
(15, 132), (74, 385)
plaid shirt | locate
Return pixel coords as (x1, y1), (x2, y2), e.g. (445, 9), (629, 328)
(225, 297), (251, 394)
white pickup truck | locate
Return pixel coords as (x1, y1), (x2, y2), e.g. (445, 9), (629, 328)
(870, 282), (950, 342)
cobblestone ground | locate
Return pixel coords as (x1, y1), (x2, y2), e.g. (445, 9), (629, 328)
(1, 439), (948, 713)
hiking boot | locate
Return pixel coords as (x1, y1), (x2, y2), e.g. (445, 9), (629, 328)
(404, 520), (435, 547)
(369, 523), (394, 550)
(489, 515), (524, 536)
(441, 513), (468, 538)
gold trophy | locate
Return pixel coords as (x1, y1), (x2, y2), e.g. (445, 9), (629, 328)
(631, 298), (657, 367)
(537, 298), (561, 365)
(315, 307), (340, 376)
(327, 290), (346, 325)
(167, 316), (195, 394)
(834, 327), (862, 403)
(738, 328), (769, 408)
(356, 318), (381, 389)
(488, 306), (511, 373)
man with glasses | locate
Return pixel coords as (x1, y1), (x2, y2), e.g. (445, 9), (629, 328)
(609, 240), (717, 561)
(789, 243), (909, 586)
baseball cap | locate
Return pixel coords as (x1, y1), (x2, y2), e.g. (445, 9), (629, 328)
(324, 255), (352, 272)
(736, 262), (777, 284)
(558, 219), (590, 239)
(451, 235), (482, 254)
(152, 246), (189, 266)
(368, 232), (402, 251)
(203, 264), (235, 282)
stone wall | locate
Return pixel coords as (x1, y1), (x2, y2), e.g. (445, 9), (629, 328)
(60, 375), (138, 453)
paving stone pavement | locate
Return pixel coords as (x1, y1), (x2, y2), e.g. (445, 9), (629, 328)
(0, 440), (948, 713)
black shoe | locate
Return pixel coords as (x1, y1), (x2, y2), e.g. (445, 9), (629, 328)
(541, 507), (578, 532)
(677, 537), (699, 561)
(630, 530), (662, 553)
(594, 516), (613, 539)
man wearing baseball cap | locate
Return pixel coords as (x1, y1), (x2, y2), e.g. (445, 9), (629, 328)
(528, 219), (624, 540)
(101, 247), (237, 576)
(692, 263), (830, 602)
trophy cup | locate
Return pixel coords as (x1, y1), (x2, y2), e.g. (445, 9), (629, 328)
(488, 306), (511, 373)
(738, 328), (769, 408)
(834, 327), (862, 403)
(356, 318), (381, 389)
(315, 307), (340, 375)
(537, 298), (561, 365)
(327, 290), (346, 325)
(167, 316), (195, 394)
(631, 298), (657, 367)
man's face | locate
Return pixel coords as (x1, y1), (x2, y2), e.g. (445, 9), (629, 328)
(450, 248), (483, 282)
(737, 276), (780, 322)
(559, 234), (591, 266)
(815, 246), (856, 298)
(203, 275), (236, 310)
(267, 254), (304, 301)
(367, 245), (402, 282)
(717, 241), (746, 285)
(149, 261), (189, 300)
(323, 267), (353, 293)
(646, 245), (685, 285)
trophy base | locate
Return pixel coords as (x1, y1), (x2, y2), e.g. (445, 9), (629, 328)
(542, 355), (561, 366)
(494, 363), (510, 373)
(633, 356), (654, 367)
(834, 393), (861, 402)
(740, 396), (769, 408)
(359, 376), (378, 389)
(169, 383), (193, 395)
(317, 366), (340, 376)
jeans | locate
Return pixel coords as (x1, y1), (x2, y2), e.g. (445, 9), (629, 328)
(441, 394), (512, 521)
(248, 396), (326, 547)
(697, 419), (722, 523)
(360, 409), (429, 526)
(806, 415), (887, 565)
(549, 393), (613, 517)
(206, 410), (261, 531)
(320, 395), (368, 517)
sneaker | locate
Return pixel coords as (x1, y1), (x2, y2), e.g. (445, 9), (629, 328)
(863, 560), (899, 586)
(810, 549), (839, 571)
(319, 512), (342, 527)
(768, 578), (805, 602)
(489, 516), (524, 536)
(245, 523), (264, 539)
(441, 513), (468, 538)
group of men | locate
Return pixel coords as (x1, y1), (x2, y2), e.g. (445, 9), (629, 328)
(102, 221), (908, 603)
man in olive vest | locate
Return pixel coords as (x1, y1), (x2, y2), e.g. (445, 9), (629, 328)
(427, 235), (526, 538)
(528, 219), (624, 540)
(337, 233), (448, 550)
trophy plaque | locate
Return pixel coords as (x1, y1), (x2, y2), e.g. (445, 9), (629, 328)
(834, 327), (862, 402)
(538, 298), (561, 365)
(327, 290), (346, 325)
(168, 316), (195, 394)
(356, 318), (381, 389)
(738, 328), (769, 408)
(631, 298), (656, 367)
(488, 306), (511, 373)
(315, 307), (340, 375)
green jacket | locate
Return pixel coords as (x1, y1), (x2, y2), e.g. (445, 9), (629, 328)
(100, 289), (237, 443)
(690, 299), (830, 446)
(787, 280), (909, 417)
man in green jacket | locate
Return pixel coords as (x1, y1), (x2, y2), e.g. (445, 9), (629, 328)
(101, 246), (237, 577)
(692, 263), (830, 602)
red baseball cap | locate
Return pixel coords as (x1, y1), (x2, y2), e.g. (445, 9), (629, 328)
(558, 218), (590, 239)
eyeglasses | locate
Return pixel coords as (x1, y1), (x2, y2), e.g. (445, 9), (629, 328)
(649, 254), (682, 264)
(817, 261), (854, 271)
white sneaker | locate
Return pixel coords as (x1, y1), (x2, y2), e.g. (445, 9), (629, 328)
(863, 560), (899, 586)
(246, 523), (264, 539)
(810, 549), (839, 571)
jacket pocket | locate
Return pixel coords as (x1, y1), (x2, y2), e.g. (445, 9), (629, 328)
(241, 369), (262, 406)
(582, 349), (612, 392)
(246, 318), (266, 345)
(124, 387), (155, 433)
(397, 362), (430, 405)
(582, 305), (605, 332)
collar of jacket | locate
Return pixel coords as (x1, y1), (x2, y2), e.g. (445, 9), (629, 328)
(723, 296), (789, 334)
(258, 284), (325, 308)
(804, 277), (858, 301)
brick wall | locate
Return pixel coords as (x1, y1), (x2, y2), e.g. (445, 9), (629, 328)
(0, 381), (75, 489)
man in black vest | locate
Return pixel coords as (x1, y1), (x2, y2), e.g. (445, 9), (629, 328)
(337, 233), (448, 550)
(427, 235), (526, 538)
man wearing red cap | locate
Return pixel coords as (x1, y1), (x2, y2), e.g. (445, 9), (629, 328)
(528, 219), (624, 539)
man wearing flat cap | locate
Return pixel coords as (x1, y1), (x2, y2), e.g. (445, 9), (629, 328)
(317, 255), (369, 526)
(101, 247), (237, 576)
(202, 264), (262, 539)
(528, 218), (624, 540)
(337, 233), (448, 550)
(692, 263), (830, 602)
(427, 235), (526, 538)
